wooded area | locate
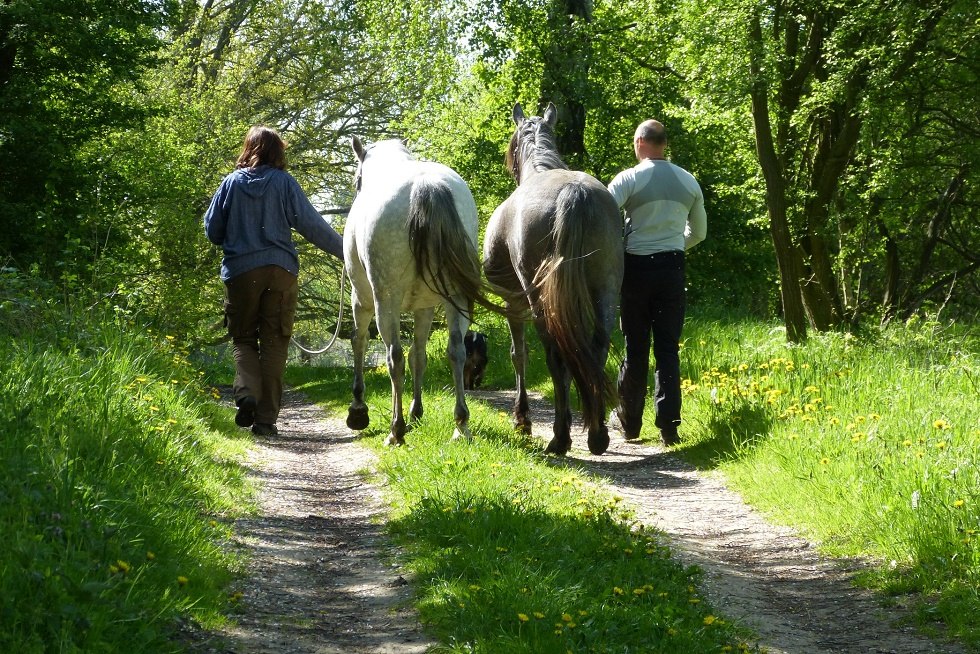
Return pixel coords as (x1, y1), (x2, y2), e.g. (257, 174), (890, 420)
(1, 0), (977, 342)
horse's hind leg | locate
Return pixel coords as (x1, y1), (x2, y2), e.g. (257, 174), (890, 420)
(445, 301), (471, 441)
(408, 307), (434, 424)
(537, 325), (573, 456)
(376, 301), (407, 446)
(505, 313), (533, 434)
(346, 295), (373, 431)
(585, 297), (616, 455)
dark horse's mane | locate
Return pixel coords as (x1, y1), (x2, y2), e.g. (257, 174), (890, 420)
(505, 116), (568, 183)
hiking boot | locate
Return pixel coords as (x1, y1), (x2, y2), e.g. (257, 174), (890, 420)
(660, 426), (681, 447)
(235, 396), (257, 428)
(252, 423), (278, 436)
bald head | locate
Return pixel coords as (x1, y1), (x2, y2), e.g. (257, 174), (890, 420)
(633, 120), (667, 161)
(634, 120), (667, 145)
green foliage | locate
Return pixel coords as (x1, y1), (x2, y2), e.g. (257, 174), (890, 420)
(0, 0), (168, 273)
(0, 275), (252, 652)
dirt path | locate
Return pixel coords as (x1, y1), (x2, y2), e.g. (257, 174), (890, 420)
(196, 388), (966, 654)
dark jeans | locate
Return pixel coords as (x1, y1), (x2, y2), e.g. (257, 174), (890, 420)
(617, 251), (686, 437)
(224, 265), (298, 425)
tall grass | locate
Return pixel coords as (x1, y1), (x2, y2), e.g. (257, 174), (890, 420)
(676, 312), (980, 647)
(0, 293), (252, 653)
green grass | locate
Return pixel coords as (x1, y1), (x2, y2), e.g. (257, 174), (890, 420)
(0, 297), (253, 653)
(674, 312), (980, 647)
(290, 308), (979, 651)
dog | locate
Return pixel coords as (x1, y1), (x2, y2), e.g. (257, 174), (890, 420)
(463, 331), (488, 390)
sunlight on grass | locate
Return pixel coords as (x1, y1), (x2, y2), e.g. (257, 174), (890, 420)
(0, 315), (253, 653)
(676, 313), (980, 646)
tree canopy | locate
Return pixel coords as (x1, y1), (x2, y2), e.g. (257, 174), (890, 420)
(1, 0), (976, 341)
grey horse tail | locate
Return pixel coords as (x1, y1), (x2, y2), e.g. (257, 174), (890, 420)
(533, 181), (616, 430)
(407, 178), (483, 318)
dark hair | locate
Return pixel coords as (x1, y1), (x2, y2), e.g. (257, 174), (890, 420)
(635, 120), (667, 146)
(236, 126), (287, 169)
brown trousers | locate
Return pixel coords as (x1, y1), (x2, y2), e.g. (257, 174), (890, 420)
(224, 265), (298, 425)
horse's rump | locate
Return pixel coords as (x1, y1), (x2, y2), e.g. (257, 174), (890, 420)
(407, 176), (482, 314)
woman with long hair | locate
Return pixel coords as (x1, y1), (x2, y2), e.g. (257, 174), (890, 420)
(204, 126), (343, 435)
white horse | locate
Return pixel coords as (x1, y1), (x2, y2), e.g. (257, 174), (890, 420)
(344, 138), (482, 446)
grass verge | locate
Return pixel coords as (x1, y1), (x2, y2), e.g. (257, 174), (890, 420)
(0, 291), (253, 653)
(673, 312), (979, 648)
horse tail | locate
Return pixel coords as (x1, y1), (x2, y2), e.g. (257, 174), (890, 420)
(407, 177), (483, 317)
(533, 182), (616, 430)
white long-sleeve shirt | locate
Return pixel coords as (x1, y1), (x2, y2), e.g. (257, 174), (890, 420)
(607, 158), (706, 255)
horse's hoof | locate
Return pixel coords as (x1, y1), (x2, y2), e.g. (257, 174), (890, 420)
(346, 406), (370, 430)
(452, 425), (473, 441)
(588, 427), (610, 455)
(544, 437), (570, 456)
(385, 434), (406, 447)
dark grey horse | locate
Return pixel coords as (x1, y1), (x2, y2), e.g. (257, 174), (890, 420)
(483, 103), (624, 455)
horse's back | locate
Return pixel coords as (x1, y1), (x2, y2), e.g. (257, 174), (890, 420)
(347, 158), (479, 311)
(484, 168), (621, 292)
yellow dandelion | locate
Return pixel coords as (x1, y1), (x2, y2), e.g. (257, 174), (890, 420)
(704, 615), (718, 625)
(953, 499), (966, 508)
(613, 586), (625, 595)
(820, 457), (830, 465)
(177, 576), (188, 586)
(668, 628), (678, 636)
(936, 442), (947, 450)
(469, 584), (481, 592)
(933, 419), (951, 430)
(146, 551), (156, 561)
(517, 613), (529, 623)
(562, 613), (573, 622)
(116, 560), (131, 574)
(533, 612), (545, 619)
(902, 440), (913, 447)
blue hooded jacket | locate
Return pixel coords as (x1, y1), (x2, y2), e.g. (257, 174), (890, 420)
(203, 166), (344, 282)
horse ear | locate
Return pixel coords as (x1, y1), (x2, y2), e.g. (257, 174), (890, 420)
(543, 102), (558, 127)
(512, 103), (526, 125)
(352, 136), (366, 162)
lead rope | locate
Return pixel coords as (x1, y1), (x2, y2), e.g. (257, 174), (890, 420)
(291, 264), (347, 355)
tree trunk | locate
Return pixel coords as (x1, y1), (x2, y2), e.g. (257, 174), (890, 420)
(539, 0), (592, 168)
(749, 13), (807, 342)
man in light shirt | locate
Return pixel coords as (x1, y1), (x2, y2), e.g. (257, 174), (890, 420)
(607, 119), (706, 446)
